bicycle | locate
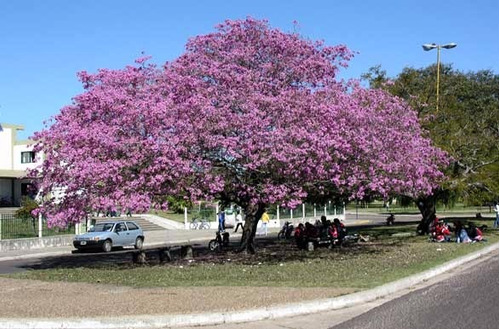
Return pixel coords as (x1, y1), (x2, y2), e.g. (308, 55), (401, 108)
(189, 218), (210, 230)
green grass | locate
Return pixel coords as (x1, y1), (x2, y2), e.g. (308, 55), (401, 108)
(0, 217), (75, 239)
(6, 223), (498, 290)
(149, 209), (217, 223)
(346, 202), (496, 215)
(149, 210), (187, 223)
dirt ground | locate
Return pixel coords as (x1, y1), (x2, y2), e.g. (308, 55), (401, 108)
(1, 238), (359, 318)
(0, 277), (355, 318)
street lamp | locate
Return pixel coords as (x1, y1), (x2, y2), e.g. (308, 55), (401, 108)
(422, 43), (457, 111)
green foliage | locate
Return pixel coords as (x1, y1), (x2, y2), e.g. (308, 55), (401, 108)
(15, 197), (39, 220)
(166, 196), (193, 214)
(363, 65), (499, 206)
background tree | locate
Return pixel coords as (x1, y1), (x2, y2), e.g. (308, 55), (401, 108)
(32, 18), (447, 252)
(363, 65), (499, 231)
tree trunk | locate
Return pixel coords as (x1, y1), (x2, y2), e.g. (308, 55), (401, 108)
(416, 194), (436, 235)
(238, 203), (266, 254)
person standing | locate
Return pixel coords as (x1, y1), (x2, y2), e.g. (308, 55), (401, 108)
(494, 202), (499, 229)
(234, 211), (244, 232)
(218, 210), (226, 233)
(260, 209), (270, 236)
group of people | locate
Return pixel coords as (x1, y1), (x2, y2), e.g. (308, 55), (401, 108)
(217, 209), (245, 233)
(429, 216), (485, 243)
(294, 216), (346, 249)
(216, 208), (270, 235)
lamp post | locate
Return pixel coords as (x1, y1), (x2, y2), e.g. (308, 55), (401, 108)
(422, 43), (457, 111)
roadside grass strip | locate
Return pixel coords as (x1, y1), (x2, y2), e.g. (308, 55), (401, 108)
(5, 221), (498, 291)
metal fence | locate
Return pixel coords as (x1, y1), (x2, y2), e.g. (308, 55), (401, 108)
(185, 202), (345, 222)
(0, 213), (79, 240)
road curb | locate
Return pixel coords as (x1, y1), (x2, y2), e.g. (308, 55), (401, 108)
(0, 243), (497, 329)
(0, 236), (219, 262)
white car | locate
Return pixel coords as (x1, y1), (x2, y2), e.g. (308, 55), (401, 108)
(73, 221), (144, 252)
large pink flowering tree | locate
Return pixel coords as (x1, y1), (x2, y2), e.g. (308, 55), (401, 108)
(32, 18), (448, 252)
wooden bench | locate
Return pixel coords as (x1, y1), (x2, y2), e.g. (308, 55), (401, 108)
(132, 245), (194, 264)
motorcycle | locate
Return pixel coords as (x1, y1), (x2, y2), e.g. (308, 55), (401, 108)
(208, 231), (230, 251)
(277, 221), (294, 240)
(386, 214), (395, 226)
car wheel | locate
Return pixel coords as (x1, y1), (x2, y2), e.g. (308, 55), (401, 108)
(134, 237), (144, 250)
(208, 239), (219, 251)
(102, 239), (112, 252)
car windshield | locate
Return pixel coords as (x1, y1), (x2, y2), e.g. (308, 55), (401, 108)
(89, 223), (114, 232)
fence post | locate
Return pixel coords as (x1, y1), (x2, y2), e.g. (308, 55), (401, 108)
(324, 205), (327, 217)
(184, 207), (188, 230)
(276, 205), (280, 226)
(313, 204), (316, 218)
(38, 213), (43, 238)
(302, 203), (305, 220)
(0, 214), (2, 240)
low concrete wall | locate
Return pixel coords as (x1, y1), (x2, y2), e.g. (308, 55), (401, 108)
(0, 235), (73, 252)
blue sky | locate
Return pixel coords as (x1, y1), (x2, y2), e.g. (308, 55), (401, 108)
(1, 0), (498, 139)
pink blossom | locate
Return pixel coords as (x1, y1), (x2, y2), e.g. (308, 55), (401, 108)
(30, 18), (448, 226)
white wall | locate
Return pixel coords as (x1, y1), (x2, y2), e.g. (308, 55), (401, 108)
(13, 144), (39, 171)
(0, 127), (13, 170)
(0, 124), (41, 206)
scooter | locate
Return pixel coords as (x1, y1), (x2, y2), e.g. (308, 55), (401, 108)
(386, 214), (395, 226)
(208, 231), (230, 251)
(277, 221), (294, 240)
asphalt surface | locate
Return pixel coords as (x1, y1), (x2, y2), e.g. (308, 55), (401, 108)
(179, 249), (499, 329)
(330, 253), (499, 329)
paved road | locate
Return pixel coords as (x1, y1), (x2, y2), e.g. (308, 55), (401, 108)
(329, 253), (499, 329)
(181, 251), (498, 329)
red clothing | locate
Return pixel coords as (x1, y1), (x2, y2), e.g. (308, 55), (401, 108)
(473, 228), (483, 241)
(433, 222), (450, 242)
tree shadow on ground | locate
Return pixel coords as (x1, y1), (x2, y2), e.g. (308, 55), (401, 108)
(20, 224), (418, 272)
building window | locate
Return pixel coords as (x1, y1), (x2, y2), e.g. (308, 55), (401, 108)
(21, 151), (35, 164)
(21, 183), (36, 198)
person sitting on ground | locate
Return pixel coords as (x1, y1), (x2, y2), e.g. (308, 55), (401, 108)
(467, 222), (484, 242)
(328, 221), (338, 243)
(429, 215), (440, 236)
(455, 221), (471, 243)
(319, 216), (330, 239)
(304, 222), (318, 239)
(432, 220), (451, 242)
(320, 215), (328, 227)
(294, 223), (306, 249)
(333, 218), (346, 244)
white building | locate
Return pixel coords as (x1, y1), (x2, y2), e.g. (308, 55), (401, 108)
(0, 123), (41, 206)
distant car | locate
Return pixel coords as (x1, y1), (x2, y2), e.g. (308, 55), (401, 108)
(73, 221), (144, 252)
(223, 208), (236, 228)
